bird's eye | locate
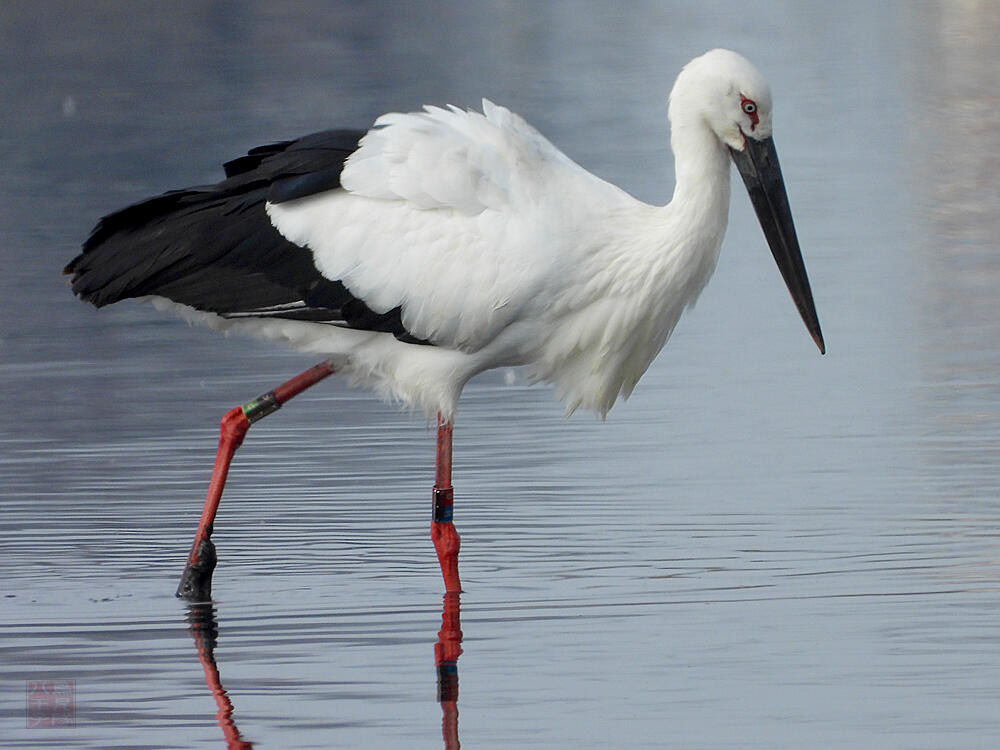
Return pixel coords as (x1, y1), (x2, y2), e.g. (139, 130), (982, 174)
(739, 95), (760, 131)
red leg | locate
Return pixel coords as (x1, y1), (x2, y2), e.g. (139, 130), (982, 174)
(431, 414), (461, 593)
(176, 361), (336, 601)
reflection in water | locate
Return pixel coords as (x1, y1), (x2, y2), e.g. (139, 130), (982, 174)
(186, 605), (254, 750)
(435, 593), (464, 750)
(185, 595), (464, 750)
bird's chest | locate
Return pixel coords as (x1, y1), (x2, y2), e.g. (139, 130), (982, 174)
(529, 230), (722, 415)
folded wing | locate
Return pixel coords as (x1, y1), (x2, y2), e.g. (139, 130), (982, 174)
(268, 100), (617, 351)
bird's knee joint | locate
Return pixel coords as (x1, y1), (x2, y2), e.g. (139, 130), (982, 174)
(219, 406), (251, 443)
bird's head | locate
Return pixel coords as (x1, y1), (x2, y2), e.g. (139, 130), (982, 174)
(669, 48), (774, 150)
(670, 49), (825, 355)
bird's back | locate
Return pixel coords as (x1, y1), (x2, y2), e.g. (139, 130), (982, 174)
(267, 100), (639, 353)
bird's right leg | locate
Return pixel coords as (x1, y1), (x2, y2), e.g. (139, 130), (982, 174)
(176, 361), (336, 601)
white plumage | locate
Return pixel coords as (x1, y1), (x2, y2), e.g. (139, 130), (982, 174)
(148, 48), (820, 421)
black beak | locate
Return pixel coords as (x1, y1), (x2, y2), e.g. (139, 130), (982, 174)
(729, 136), (825, 354)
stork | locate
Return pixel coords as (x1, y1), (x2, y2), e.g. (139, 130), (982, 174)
(65, 49), (824, 601)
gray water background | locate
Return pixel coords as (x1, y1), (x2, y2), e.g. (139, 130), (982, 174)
(2, 1), (999, 748)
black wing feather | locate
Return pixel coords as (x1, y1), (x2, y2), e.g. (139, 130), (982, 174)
(65, 128), (427, 344)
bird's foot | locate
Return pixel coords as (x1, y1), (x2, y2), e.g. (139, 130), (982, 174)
(176, 537), (217, 602)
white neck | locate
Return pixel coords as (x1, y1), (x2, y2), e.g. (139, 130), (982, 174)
(666, 117), (731, 225)
(529, 117), (734, 417)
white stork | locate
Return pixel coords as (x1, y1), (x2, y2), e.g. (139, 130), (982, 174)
(65, 49), (824, 600)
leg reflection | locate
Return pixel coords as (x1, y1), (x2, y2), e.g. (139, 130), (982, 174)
(186, 604), (254, 750)
(435, 592), (463, 750)
(185, 596), (462, 749)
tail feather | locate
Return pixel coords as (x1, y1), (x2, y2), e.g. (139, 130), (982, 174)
(65, 128), (430, 345)
(64, 130), (364, 314)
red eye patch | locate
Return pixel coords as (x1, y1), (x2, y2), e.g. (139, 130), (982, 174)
(740, 95), (759, 130)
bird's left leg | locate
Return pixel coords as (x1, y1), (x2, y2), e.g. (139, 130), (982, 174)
(431, 415), (461, 592)
(176, 361), (336, 601)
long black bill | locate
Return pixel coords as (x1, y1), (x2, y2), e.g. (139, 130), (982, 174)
(729, 136), (825, 354)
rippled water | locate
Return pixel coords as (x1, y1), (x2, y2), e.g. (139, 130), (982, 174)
(3, 2), (1000, 748)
